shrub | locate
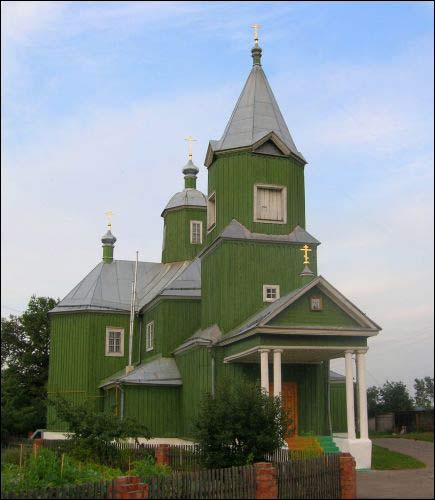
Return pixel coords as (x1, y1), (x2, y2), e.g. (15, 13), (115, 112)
(195, 377), (291, 468)
(130, 454), (171, 483)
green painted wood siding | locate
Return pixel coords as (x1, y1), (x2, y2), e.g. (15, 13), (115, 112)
(201, 240), (317, 333)
(162, 207), (206, 263)
(141, 299), (201, 363)
(123, 385), (182, 437)
(269, 289), (361, 328)
(330, 383), (347, 433)
(47, 312), (140, 430)
(207, 151), (305, 245)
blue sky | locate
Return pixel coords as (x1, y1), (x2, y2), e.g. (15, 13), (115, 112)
(2, 1), (434, 391)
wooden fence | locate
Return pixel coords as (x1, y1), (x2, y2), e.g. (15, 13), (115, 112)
(148, 465), (256, 499)
(276, 454), (341, 499)
(1, 480), (115, 499)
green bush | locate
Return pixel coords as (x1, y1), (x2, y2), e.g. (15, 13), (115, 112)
(130, 454), (171, 483)
(195, 377), (291, 468)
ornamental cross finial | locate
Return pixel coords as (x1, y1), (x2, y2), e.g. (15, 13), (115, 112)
(251, 24), (261, 47)
(184, 135), (197, 160)
(105, 210), (114, 230)
(300, 244), (312, 264)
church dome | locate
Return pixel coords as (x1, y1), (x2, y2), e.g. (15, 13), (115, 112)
(163, 188), (206, 213)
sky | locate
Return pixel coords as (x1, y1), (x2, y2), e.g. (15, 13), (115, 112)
(2, 1), (434, 393)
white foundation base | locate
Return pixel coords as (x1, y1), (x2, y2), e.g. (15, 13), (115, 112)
(333, 435), (372, 469)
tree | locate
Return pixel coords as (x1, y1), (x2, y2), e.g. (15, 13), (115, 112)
(195, 377), (290, 468)
(367, 386), (381, 417)
(49, 396), (151, 465)
(414, 377), (434, 409)
(1, 296), (58, 442)
(379, 381), (414, 413)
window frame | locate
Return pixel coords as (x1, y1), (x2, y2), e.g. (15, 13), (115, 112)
(253, 183), (287, 224)
(310, 296), (323, 312)
(105, 327), (124, 357)
(207, 192), (216, 232)
(146, 321), (154, 352)
(263, 284), (280, 303)
(190, 220), (203, 245)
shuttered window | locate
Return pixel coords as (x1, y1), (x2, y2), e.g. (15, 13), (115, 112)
(190, 220), (203, 244)
(105, 327), (124, 356)
(254, 185), (287, 223)
(207, 193), (216, 230)
(146, 321), (154, 351)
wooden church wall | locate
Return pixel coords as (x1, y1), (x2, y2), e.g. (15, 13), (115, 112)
(201, 240), (317, 334)
(206, 151), (306, 245)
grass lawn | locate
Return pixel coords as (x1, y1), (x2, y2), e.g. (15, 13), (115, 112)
(371, 444), (426, 470)
(369, 431), (434, 442)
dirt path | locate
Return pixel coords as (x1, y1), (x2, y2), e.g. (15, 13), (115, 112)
(357, 439), (434, 499)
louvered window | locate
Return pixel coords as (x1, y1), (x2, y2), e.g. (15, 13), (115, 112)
(105, 327), (124, 356)
(190, 220), (203, 244)
(254, 185), (287, 223)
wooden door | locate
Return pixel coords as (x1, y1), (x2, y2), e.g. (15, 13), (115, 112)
(270, 381), (298, 437)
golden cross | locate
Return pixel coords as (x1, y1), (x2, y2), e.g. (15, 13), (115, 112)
(184, 135), (197, 160)
(105, 210), (114, 230)
(300, 244), (312, 264)
(251, 24), (261, 47)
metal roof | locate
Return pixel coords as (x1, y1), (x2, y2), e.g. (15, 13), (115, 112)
(50, 259), (200, 314)
(100, 356), (182, 388)
(162, 188), (206, 215)
(173, 324), (222, 355)
(206, 64), (305, 164)
(329, 370), (346, 382)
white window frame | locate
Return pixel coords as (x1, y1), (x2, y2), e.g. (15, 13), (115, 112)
(190, 220), (203, 245)
(207, 192), (216, 232)
(105, 327), (124, 357)
(263, 285), (280, 303)
(253, 184), (287, 224)
(310, 296), (323, 312)
(146, 321), (154, 352)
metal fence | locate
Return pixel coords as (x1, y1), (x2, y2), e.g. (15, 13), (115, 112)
(148, 465), (256, 499)
(276, 454), (341, 499)
(1, 480), (115, 499)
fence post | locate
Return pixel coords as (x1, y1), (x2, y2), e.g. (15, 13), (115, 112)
(339, 453), (357, 499)
(111, 476), (149, 499)
(155, 444), (170, 466)
(254, 462), (278, 499)
(32, 438), (44, 456)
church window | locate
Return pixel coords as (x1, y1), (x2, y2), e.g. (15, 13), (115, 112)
(146, 321), (154, 351)
(254, 184), (287, 224)
(105, 327), (124, 357)
(263, 285), (280, 302)
(190, 220), (203, 244)
(310, 296), (323, 311)
(207, 192), (216, 231)
(162, 223), (167, 251)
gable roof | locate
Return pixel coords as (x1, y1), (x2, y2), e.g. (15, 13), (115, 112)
(220, 275), (381, 345)
(205, 63), (306, 166)
(51, 259), (201, 314)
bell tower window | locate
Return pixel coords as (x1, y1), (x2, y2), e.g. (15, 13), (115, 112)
(254, 184), (287, 224)
(190, 220), (203, 244)
(207, 192), (216, 231)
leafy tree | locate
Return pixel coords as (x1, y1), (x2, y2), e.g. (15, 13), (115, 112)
(367, 386), (381, 417)
(414, 377), (434, 409)
(379, 381), (414, 412)
(1, 296), (58, 442)
(195, 377), (290, 468)
(49, 396), (151, 465)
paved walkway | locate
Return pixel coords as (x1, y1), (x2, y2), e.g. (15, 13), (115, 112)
(357, 438), (434, 499)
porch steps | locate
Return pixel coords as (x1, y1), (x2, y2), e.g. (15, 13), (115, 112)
(285, 436), (323, 454)
(316, 436), (340, 454)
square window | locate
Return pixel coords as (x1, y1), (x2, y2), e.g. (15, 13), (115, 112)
(263, 285), (280, 302)
(310, 297), (323, 311)
(190, 220), (203, 244)
(254, 184), (287, 224)
(105, 327), (124, 357)
(146, 321), (154, 352)
(207, 193), (216, 231)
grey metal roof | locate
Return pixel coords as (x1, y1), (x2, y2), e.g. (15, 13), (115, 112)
(162, 188), (206, 215)
(329, 370), (346, 382)
(100, 356), (182, 388)
(50, 259), (197, 314)
(206, 64), (305, 164)
(160, 257), (201, 299)
(218, 219), (320, 245)
(173, 324), (222, 355)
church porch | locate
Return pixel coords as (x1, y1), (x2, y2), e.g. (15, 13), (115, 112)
(223, 344), (371, 469)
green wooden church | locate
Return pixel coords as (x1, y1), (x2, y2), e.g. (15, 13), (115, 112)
(46, 32), (381, 469)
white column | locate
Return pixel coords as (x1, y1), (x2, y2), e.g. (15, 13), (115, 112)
(273, 349), (283, 397)
(356, 350), (369, 440)
(259, 349), (270, 394)
(345, 350), (356, 440)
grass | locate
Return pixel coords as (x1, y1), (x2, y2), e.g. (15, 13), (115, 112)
(369, 431), (434, 442)
(371, 444), (426, 470)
